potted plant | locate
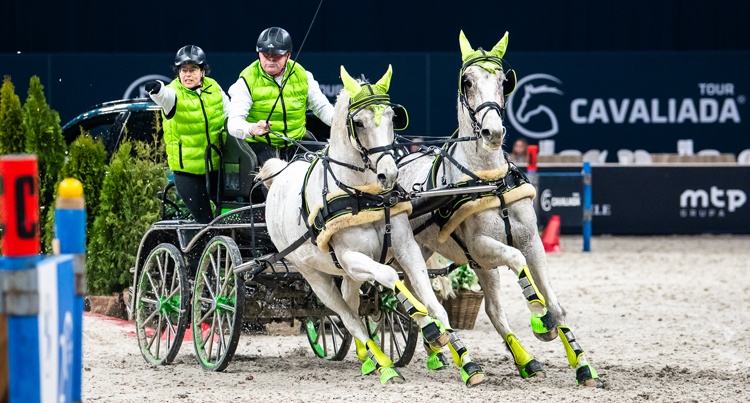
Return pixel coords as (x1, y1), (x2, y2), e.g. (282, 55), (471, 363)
(438, 264), (484, 330)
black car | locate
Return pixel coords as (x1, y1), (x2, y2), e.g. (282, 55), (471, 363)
(62, 98), (162, 155)
(62, 98), (331, 156)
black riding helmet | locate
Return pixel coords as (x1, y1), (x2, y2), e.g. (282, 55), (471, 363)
(256, 27), (293, 55)
(173, 45), (210, 74)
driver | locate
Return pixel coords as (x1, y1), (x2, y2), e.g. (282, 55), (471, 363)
(226, 26), (335, 166)
(145, 45), (230, 223)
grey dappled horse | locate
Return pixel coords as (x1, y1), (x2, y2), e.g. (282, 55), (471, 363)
(398, 31), (603, 387)
(258, 65), (485, 386)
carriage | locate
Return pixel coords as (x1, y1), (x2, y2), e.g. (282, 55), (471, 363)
(127, 31), (602, 387)
(126, 134), (430, 372)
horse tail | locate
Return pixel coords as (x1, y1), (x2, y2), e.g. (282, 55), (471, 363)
(257, 158), (288, 189)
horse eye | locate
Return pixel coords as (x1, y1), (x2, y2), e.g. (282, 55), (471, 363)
(462, 78), (472, 89)
(354, 121), (365, 128)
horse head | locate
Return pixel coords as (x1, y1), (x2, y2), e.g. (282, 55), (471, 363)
(331, 64), (407, 190)
(457, 30), (516, 152)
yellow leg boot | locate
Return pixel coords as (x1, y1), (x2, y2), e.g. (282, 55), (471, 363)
(394, 280), (450, 347)
(559, 326), (602, 388)
(364, 340), (404, 385)
(447, 331), (485, 387)
(504, 332), (545, 379)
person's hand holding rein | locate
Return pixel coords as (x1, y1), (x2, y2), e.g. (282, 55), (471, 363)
(251, 120), (272, 136)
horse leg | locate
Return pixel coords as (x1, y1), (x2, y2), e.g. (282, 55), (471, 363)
(389, 217), (485, 386)
(522, 239), (603, 388)
(296, 265), (404, 384)
(340, 277), (372, 366)
(470, 234), (558, 342)
(337, 250), (446, 342)
(474, 268), (546, 380)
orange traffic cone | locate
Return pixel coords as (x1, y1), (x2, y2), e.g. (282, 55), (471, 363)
(541, 215), (562, 253)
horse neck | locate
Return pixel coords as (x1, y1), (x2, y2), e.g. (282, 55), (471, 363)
(449, 121), (508, 177)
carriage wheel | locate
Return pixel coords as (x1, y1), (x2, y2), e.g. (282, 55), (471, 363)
(362, 282), (419, 367)
(191, 236), (245, 371)
(304, 314), (352, 361)
(135, 243), (190, 366)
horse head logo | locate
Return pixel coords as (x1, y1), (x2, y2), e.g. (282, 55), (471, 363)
(124, 74), (173, 99)
(506, 73), (564, 139)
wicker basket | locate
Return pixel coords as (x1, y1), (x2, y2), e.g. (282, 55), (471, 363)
(441, 291), (484, 330)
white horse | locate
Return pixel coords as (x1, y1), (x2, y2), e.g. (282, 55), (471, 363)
(398, 31), (603, 387)
(258, 65), (485, 386)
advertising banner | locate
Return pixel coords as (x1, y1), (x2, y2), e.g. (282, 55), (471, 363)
(2, 51), (748, 155)
(590, 166), (750, 235)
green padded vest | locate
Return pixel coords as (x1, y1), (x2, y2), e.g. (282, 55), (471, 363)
(163, 77), (225, 174)
(239, 60), (309, 147)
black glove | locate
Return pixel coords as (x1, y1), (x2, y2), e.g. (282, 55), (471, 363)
(144, 80), (161, 95)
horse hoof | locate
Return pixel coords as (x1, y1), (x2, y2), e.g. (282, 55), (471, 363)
(576, 364), (603, 388)
(429, 331), (451, 349)
(466, 372), (486, 388)
(581, 377), (604, 388)
(519, 358), (546, 379)
(533, 327), (558, 342)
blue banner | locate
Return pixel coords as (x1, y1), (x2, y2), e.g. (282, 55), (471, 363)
(2, 51), (749, 154)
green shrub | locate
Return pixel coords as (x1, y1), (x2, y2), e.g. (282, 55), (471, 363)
(0, 75), (26, 155)
(42, 133), (108, 252)
(24, 76), (67, 252)
(86, 139), (168, 295)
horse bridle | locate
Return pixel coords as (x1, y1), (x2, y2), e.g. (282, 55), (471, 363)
(344, 83), (408, 173)
(458, 52), (515, 136)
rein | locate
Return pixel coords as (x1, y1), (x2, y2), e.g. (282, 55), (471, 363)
(296, 86), (409, 266)
(299, 148), (408, 266)
(409, 53), (523, 252)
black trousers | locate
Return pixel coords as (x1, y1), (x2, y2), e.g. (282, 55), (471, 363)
(173, 170), (218, 224)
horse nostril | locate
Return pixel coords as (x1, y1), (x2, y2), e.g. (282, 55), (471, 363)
(481, 128), (491, 138)
(377, 173), (387, 184)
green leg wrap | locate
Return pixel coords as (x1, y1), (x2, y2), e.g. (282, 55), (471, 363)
(363, 339), (405, 384)
(357, 339), (377, 375)
(446, 331), (485, 387)
(394, 280), (428, 317)
(504, 333), (545, 378)
(518, 265), (546, 306)
(559, 326), (602, 387)
(361, 339), (398, 379)
(576, 364), (598, 384)
(421, 319), (447, 347)
(530, 309), (558, 335)
(423, 342), (448, 371)
(378, 366), (404, 385)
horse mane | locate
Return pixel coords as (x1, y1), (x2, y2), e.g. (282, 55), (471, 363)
(259, 84), (355, 190)
(329, 89), (350, 144)
(257, 158), (288, 189)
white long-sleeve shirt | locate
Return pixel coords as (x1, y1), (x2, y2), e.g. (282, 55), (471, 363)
(226, 68), (334, 139)
(149, 79), (230, 119)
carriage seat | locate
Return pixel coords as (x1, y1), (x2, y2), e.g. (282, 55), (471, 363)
(219, 135), (259, 211)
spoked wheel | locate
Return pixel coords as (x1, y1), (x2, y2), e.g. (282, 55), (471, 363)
(135, 243), (190, 366)
(304, 314), (352, 361)
(192, 236), (244, 371)
(362, 282), (419, 367)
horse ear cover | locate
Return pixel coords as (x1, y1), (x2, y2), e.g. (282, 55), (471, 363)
(504, 69), (517, 96)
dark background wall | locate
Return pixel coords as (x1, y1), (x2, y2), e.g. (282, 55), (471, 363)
(2, 0), (749, 156)
(4, 0), (749, 53)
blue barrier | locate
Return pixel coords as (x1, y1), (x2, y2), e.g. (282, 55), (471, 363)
(534, 162), (592, 252)
(0, 155), (85, 403)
